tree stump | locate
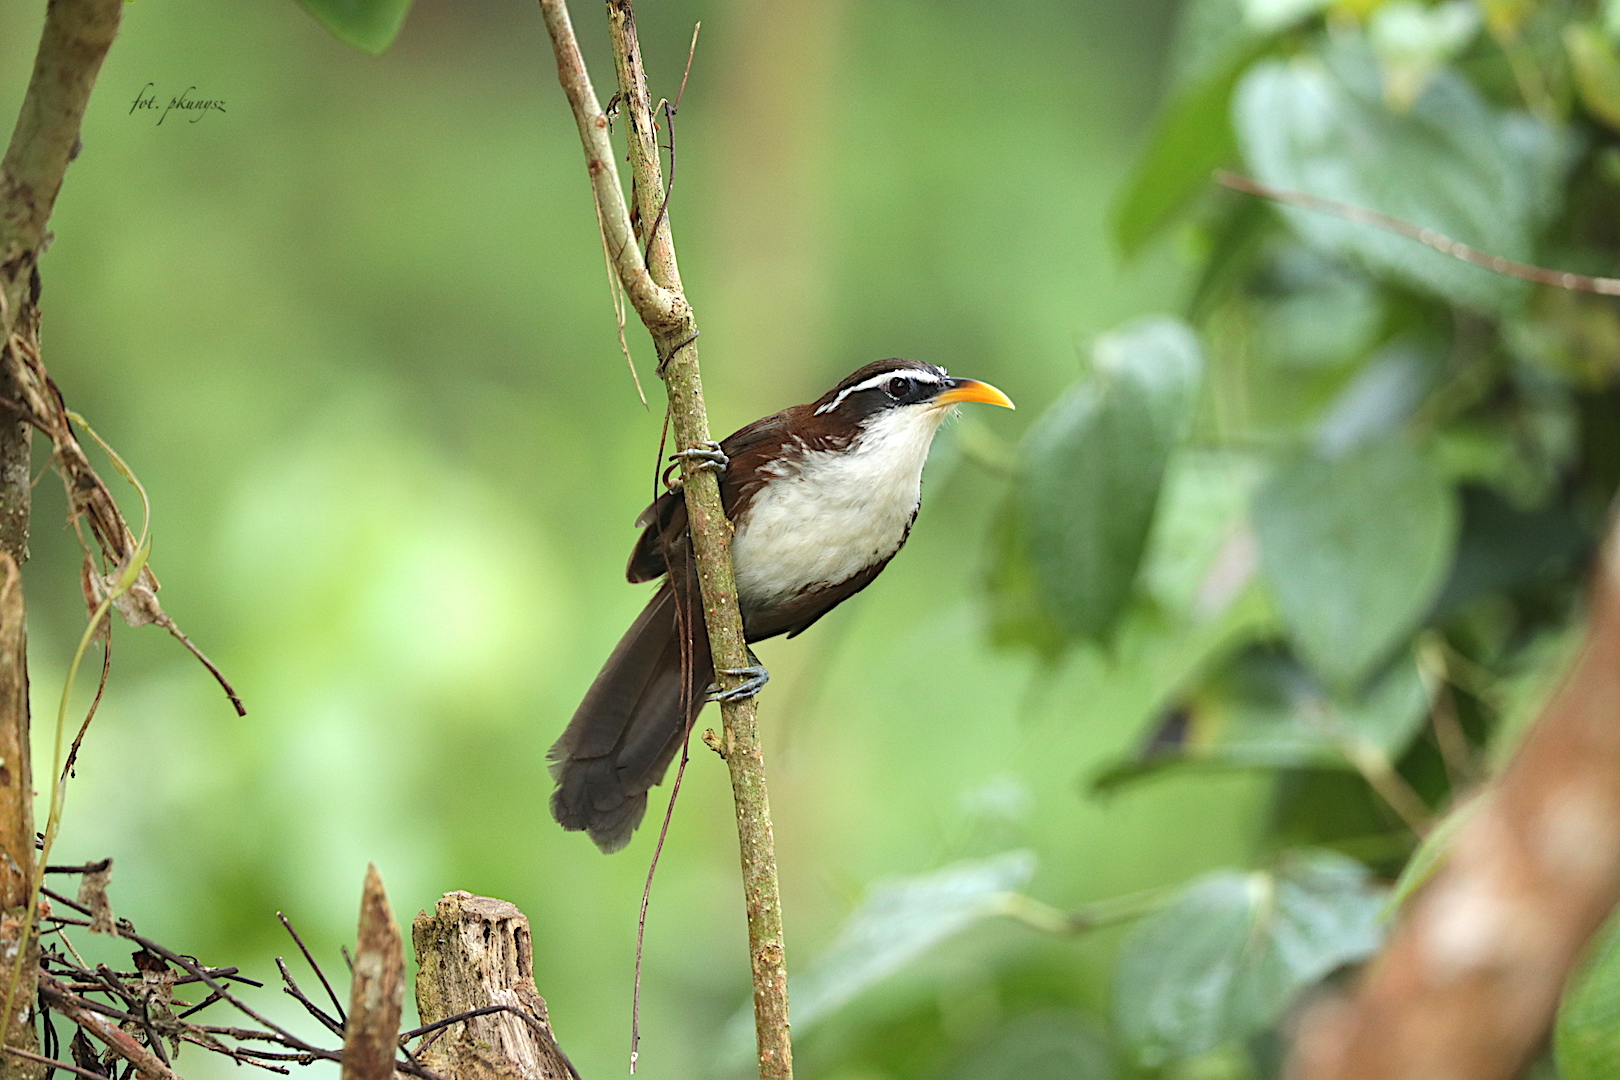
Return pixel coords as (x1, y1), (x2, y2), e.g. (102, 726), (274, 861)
(411, 893), (576, 1080)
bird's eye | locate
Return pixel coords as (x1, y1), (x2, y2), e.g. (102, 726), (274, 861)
(885, 376), (909, 399)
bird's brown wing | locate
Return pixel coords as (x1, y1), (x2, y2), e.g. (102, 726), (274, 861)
(625, 406), (810, 583)
(547, 578), (712, 853)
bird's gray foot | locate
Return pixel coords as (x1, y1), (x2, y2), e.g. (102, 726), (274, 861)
(671, 441), (729, 475)
(708, 660), (769, 703)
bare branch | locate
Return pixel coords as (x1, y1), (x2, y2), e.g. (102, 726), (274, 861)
(277, 912), (347, 1026)
(1215, 171), (1620, 296)
(2, 1045), (109, 1080)
(535, 0), (683, 331)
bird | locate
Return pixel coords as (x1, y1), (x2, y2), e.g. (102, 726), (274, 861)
(548, 358), (1014, 852)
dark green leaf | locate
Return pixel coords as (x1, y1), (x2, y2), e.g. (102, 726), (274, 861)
(1251, 249), (1383, 370)
(1233, 41), (1569, 312)
(293, 0), (414, 54)
(1020, 317), (1203, 644)
(1254, 440), (1459, 692)
(1558, 909), (1620, 1080)
(1115, 850), (1386, 1064)
(1091, 645), (1432, 791)
(1429, 486), (1589, 618)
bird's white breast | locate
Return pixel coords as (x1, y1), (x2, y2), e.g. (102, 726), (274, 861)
(731, 405), (950, 611)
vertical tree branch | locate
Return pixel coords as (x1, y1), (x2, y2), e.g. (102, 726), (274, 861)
(537, 2), (793, 1076)
(0, 9), (122, 1079)
(1290, 519), (1620, 1080)
(341, 865), (404, 1080)
(0, 558), (35, 1080)
(0, 0), (123, 565)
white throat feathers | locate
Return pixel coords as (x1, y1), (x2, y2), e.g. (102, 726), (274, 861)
(730, 403), (955, 611)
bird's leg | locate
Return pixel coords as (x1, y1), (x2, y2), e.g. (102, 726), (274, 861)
(670, 441), (729, 476)
(708, 647), (768, 703)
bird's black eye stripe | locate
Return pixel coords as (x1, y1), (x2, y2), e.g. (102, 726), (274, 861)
(885, 376), (909, 399)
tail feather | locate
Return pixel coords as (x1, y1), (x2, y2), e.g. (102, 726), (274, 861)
(548, 582), (711, 853)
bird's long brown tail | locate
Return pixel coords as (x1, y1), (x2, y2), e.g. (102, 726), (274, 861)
(547, 581), (711, 853)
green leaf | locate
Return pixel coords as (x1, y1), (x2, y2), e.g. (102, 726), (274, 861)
(787, 851), (1036, 1035)
(1140, 449), (1265, 617)
(1020, 317), (1203, 644)
(1168, 0), (1256, 92)
(1253, 439), (1459, 693)
(1251, 249), (1384, 370)
(293, 0), (414, 54)
(1233, 41), (1569, 313)
(943, 1013), (1116, 1080)
(1092, 644), (1432, 791)
(1115, 850), (1386, 1064)
(1558, 909), (1620, 1080)
(1567, 23), (1620, 134)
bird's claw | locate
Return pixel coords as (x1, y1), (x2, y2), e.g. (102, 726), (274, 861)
(707, 663), (769, 703)
(671, 441), (729, 475)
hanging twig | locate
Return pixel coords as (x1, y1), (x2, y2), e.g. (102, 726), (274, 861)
(630, 740), (691, 1072)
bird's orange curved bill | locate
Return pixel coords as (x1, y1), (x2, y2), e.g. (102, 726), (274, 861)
(934, 378), (1015, 410)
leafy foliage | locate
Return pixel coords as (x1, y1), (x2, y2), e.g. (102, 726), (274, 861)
(1254, 439), (1458, 691)
(1234, 42), (1568, 311)
(801, 0), (1620, 1072)
(1092, 644), (1432, 789)
(994, 317), (1202, 648)
(942, 1013), (1116, 1080)
(1114, 850), (1386, 1064)
(784, 851), (1037, 1036)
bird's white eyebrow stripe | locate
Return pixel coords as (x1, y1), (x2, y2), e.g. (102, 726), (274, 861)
(815, 369), (945, 415)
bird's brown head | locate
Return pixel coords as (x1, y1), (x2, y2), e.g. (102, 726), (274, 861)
(809, 359), (1014, 433)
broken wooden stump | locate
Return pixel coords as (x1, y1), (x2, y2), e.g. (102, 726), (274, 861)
(342, 864), (405, 1080)
(412, 892), (577, 1080)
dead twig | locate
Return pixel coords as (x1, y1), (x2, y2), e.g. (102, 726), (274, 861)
(39, 975), (181, 1080)
(277, 912), (347, 1024)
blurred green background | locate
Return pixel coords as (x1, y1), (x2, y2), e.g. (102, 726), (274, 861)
(0, 1), (1276, 1078)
